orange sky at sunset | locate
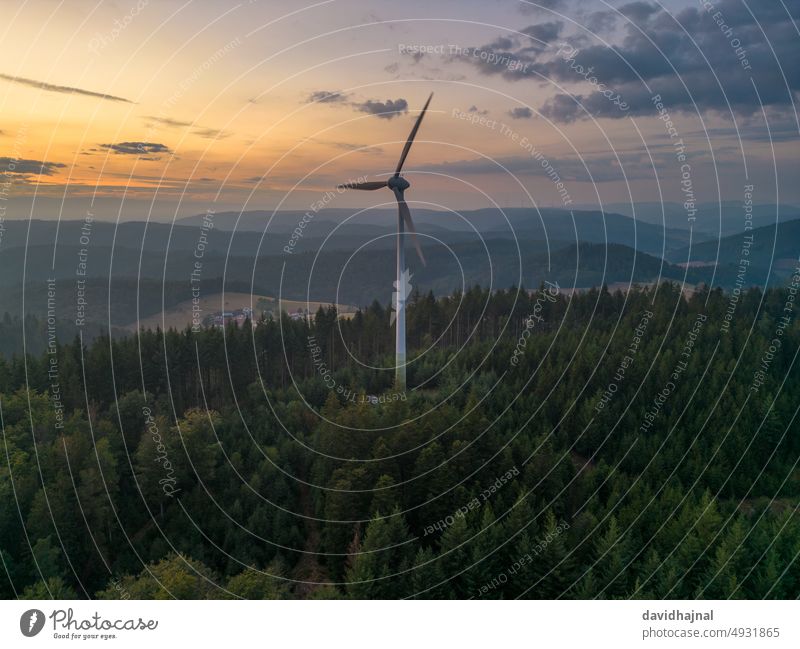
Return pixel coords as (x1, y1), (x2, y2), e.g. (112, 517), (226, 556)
(1, 0), (796, 220)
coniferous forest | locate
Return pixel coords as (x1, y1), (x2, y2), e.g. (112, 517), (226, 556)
(1, 282), (798, 599)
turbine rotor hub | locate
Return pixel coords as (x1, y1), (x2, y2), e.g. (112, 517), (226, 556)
(388, 176), (410, 191)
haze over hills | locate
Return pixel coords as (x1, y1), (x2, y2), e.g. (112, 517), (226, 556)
(577, 202), (800, 236)
(668, 219), (800, 264)
(665, 219), (800, 287)
(8, 202), (790, 259)
(175, 206), (698, 256)
(1, 206), (797, 336)
(1, 207), (700, 289)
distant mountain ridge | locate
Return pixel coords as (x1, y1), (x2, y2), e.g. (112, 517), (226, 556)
(1, 209), (798, 332)
(176, 206), (699, 255)
(3, 207), (696, 259)
(576, 201), (800, 235)
(668, 219), (800, 264)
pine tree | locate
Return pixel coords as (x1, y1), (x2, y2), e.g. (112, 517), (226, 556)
(345, 508), (414, 599)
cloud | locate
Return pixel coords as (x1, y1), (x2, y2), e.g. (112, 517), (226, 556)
(617, 1), (661, 22)
(518, 0), (566, 13)
(0, 157), (66, 177)
(452, 1), (800, 122)
(689, 117), (800, 143)
(302, 137), (384, 155)
(585, 10), (618, 34)
(328, 141), (384, 154)
(0, 73), (133, 103)
(539, 92), (626, 124)
(192, 127), (229, 139)
(146, 116), (192, 128)
(509, 106), (534, 119)
(144, 116), (229, 139)
(521, 21), (563, 44)
(100, 142), (173, 158)
(308, 90), (348, 103)
(353, 98), (408, 119)
(541, 1), (799, 120)
(488, 35), (516, 50)
(418, 152), (653, 183)
(469, 105), (489, 115)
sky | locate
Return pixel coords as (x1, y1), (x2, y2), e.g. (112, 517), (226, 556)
(0, 0), (798, 221)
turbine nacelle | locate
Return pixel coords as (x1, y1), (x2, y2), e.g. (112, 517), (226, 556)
(387, 176), (410, 191)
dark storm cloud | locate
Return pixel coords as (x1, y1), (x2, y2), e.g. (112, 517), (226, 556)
(353, 98), (408, 119)
(539, 90), (635, 124)
(100, 142), (173, 157)
(522, 21), (563, 43)
(617, 1), (661, 22)
(308, 90), (348, 103)
(455, 0), (800, 123)
(509, 106), (534, 119)
(584, 10), (617, 34)
(0, 73), (133, 103)
(0, 157), (66, 176)
(488, 35), (517, 51)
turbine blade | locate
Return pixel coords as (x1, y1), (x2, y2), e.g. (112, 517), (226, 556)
(394, 92), (433, 176)
(336, 180), (388, 190)
(394, 189), (426, 266)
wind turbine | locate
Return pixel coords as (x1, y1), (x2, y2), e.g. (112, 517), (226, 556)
(337, 92), (433, 389)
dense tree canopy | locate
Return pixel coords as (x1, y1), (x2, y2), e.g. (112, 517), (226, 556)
(1, 283), (798, 599)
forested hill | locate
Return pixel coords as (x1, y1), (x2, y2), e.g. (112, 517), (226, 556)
(669, 219), (800, 266)
(0, 283), (798, 599)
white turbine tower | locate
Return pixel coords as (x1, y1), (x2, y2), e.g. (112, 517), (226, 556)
(337, 93), (432, 389)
